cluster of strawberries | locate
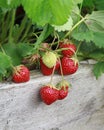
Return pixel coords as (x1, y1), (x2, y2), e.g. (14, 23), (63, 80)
(40, 40), (78, 76)
(12, 39), (78, 105)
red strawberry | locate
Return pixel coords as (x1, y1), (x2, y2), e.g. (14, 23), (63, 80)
(56, 80), (70, 100)
(12, 65), (30, 83)
(59, 57), (78, 75)
(40, 85), (59, 105)
(40, 59), (60, 75)
(59, 87), (68, 100)
(59, 40), (76, 57)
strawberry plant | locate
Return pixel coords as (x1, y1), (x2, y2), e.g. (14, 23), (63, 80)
(0, 0), (104, 81)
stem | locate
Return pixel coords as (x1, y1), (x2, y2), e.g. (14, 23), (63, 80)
(20, 20), (32, 42)
(15, 16), (28, 42)
(50, 65), (56, 84)
(9, 9), (16, 43)
(64, 17), (86, 38)
(79, 0), (84, 13)
(58, 58), (64, 81)
(0, 44), (6, 54)
(33, 24), (49, 51)
(76, 41), (82, 54)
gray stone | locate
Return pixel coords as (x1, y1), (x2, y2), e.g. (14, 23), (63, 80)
(0, 64), (104, 130)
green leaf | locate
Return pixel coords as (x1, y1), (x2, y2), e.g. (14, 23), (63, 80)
(93, 32), (104, 48)
(72, 23), (94, 42)
(89, 50), (104, 61)
(93, 62), (104, 79)
(3, 43), (22, 66)
(0, 52), (12, 79)
(0, 0), (21, 8)
(22, 0), (74, 26)
(53, 17), (73, 32)
(3, 43), (34, 66)
(74, 0), (83, 4)
(0, 52), (11, 69)
(94, 0), (104, 10)
(86, 11), (104, 32)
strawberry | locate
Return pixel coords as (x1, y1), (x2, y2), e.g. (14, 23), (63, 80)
(40, 59), (60, 75)
(42, 51), (57, 68)
(59, 40), (76, 57)
(56, 80), (70, 100)
(59, 57), (78, 75)
(40, 59), (53, 75)
(40, 85), (59, 105)
(12, 65), (30, 83)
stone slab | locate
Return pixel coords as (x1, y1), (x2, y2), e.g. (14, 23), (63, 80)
(0, 64), (104, 130)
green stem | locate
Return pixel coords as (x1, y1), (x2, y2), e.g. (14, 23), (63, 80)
(50, 65), (56, 84)
(9, 9), (16, 43)
(64, 17), (86, 38)
(76, 41), (82, 54)
(79, 0), (83, 13)
(33, 24), (49, 50)
(58, 58), (64, 81)
(20, 20), (32, 42)
(15, 16), (28, 42)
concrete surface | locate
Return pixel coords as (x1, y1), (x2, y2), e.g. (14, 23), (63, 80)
(0, 63), (104, 130)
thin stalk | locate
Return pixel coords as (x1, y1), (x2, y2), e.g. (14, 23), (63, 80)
(50, 65), (56, 84)
(79, 0), (84, 13)
(20, 21), (32, 42)
(33, 24), (49, 50)
(58, 58), (64, 81)
(9, 9), (16, 43)
(15, 15), (28, 42)
(64, 17), (86, 38)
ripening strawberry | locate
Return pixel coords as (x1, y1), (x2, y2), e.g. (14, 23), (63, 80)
(40, 59), (60, 75)
(40, 85), (59, 105)
(59, 57), (78, 75)
(59, 40), (76, 57)
(12, 65), (30, 83)
(42, 51), (57, 68)
(40, 58), (53, 75)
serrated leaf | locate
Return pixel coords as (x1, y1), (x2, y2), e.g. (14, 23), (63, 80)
(89, 50), (104, 61)
(71, 5), (80, 24)
(53, 17), (73, 32)
(3, 43), (34, 66)
(17, 43), (33, 57)
(86, 11), (104, 32)
(93, 62), (104, 79)
(93, 32), (104, 48)
(22, 0), (74, 26)
(72, 23), (94, 42)
(0, 52), (12, 76)
(0, 52), (11, 68)
(3, 43), (22, 66)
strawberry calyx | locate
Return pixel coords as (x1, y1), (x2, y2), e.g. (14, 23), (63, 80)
(13, 65), (24, 76)
(56, 80), (71, 91)
(44, 83), (59, 90)
(70, 57), (79, 66)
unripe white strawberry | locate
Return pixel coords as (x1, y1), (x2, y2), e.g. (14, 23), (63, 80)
(42, 51), (57, 68)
